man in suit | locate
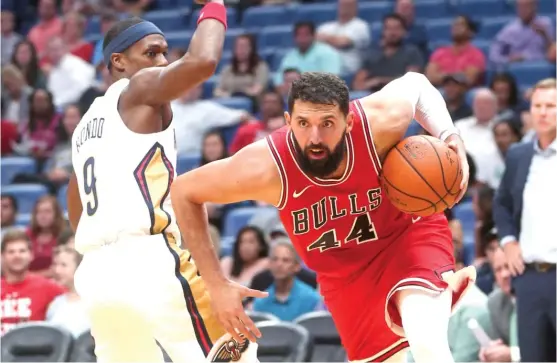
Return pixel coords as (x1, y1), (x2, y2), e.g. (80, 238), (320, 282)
(482, 248), (519, 362)
(493, 78), (556, 362)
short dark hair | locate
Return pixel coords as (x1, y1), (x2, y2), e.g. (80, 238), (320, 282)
(383, 13), (407, 30)
(457, 14), (478, 33)
(294, 21), (315, 35)
(283, 67), (301, 75)
(1, 230), (31, 254)
(288, 72), (350, 116)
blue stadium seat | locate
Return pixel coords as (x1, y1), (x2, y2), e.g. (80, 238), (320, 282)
(216, 51), (232, 74)
(462, 241), (475, 265)
(453, 0), (507, 17)
(202, 75), (218, 98)
(293, 3), (337, 25)
(1, 157), (36, 186)
(57, 184), (68, 211)
(349, 91), (368, 100)
(428, 40), (450, 54)
(223, 207), (260, 238)
(164, 30), (192, 49)
(413, 0), (449, 19)
(84, 16), (101, 36)
(472, 39), (491, 57)
(452, 201), (475, 238)
(215, 97), (253, 111)
(272, 48), (290, 70)
(15, 213), (31, 227)
(358, 2), (393, 23)
(425, 19), (453, 42)
(259, 25), (294, 50)
(242, 6), (291, 29)
(369, 22), (383, 43)
(478, 16), (514, 39)
(191, 7), (237, 28)
(2, 184), (49, 214)
(176, 154), (200, 174)
(84, 33), (102, 44)
(143, 9), (190, 32)
(219, 236), (235, 257)
(156, 0), (187, 10)
(538, 0), (556, 15)
(508, 61), (556, 88)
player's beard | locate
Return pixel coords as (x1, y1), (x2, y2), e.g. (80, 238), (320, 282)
(292, 130), (347, 179)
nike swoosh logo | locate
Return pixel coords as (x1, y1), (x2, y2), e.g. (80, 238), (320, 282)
(412, 216), (421, 223)
(293, 185), (312, 198)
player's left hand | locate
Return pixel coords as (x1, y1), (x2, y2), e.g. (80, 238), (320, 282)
(445, 134), (469, 205)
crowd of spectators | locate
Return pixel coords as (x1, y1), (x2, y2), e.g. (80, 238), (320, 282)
(1, 0), (556, 361)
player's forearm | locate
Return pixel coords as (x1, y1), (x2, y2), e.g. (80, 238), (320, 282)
(382, 72), (458, 141)
(171, 187), (226, 286)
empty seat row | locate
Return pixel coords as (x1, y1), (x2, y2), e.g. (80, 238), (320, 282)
(1, 313), (345, 362)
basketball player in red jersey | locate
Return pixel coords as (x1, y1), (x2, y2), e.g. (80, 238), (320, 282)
(171, 72), (475, 362)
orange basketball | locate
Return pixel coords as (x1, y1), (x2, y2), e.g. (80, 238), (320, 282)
(380, 135), (463, 217)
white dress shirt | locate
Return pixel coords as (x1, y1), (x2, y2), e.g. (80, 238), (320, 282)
(502, 140), (557, 263)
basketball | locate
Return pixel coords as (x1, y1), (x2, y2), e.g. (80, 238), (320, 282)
(380, 135), (463, 217)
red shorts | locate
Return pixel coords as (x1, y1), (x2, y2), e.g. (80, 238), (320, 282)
(320, 215), (468, 362)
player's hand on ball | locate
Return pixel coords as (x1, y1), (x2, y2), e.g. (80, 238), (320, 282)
(445, 134), (469, 205)
(207, 280), (268, 342)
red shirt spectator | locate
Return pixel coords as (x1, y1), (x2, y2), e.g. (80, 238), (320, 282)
(1, 230), (65, 335)
(1, 120), (18, 155)
(27, 0), (63, 57)
(20, 89), (60, 159)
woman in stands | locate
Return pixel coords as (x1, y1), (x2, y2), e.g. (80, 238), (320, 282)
(489, 73), (525, 117)
(26, 195), (66, 276)
(47, 246), (89, 337)
(10, 40), (46, 89)
(220, 226), (270, 286)
(213, 34), (270, 102)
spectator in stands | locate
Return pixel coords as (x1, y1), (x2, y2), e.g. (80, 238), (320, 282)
(445, 247), (491, 362)
(493, 118), (522, 160)
(171, 85), (251, 155)
(475, 227), (498, 295)
(483, 248), (519, 362)
(112, 0), (154, 15)
(229, 90), (285, 154)
(1, 116), (19, 156)
(426, 15), (485, 87)
(493, 78), (556, 362)
(1, 195), (19, 232)
(394, 0), (428, 59)
(27, 0), (63, 57)
(200, 131), (229, 230)
(457, 89), (502, 187)
(10, 40), (46, 89)
(352, 14), (424, 92)
(220, 226), (270, 286)
(91, 11), (118, 66)
(489, 73), (524, 118)
(1, 65), (33, 125)
(276, 21), (342, 85)
(445, 208), (464, 251)
(443, 73), (473, 122)
(78, 62), (111, 114)
(26, 195), (66, 276)
(60, 11), (94, 63)
(1, 230), (65, 335)
(1, 10), (22, 65)
(315, 0), (370, 74)
(57, 229), (75, 249)
(473, 184), (495, 262)
(167, 47), (186, 64)
(275, 68), (301, 101)
(47, 246), (90, 337)
(45, 36), (95, 109)
(214, 34), (270, 100)
(252, 239), (321, 321)
(489, 0), (555, 65)
(15, 89), (60, 162)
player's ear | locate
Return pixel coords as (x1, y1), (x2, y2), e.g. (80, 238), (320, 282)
(111, 53), (126, 73)
(284, 111), (292, 126)
(346, 111), (355, 133)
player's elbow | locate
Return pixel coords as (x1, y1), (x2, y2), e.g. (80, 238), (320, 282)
(184, 53), (218, 78)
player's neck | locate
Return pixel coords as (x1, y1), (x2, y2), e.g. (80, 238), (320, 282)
(324, 155), (348, 180)
(274, 277), (294, 294)
(3, 271), (28, 284)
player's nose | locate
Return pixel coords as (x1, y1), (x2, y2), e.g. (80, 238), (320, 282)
(309, 126), (322, 144)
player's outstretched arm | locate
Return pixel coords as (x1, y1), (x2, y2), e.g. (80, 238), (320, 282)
(67, 173), (83, 231)
(125, 1), (226, 105)
(170, 140), (280, 342)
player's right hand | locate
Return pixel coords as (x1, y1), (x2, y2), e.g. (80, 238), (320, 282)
(207, 280), (268, 343)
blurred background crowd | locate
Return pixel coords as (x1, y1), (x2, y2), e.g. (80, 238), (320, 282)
(1, 0), (556, 361)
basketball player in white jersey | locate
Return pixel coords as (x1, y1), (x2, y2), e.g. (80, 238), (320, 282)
(66, 7), (265, 362)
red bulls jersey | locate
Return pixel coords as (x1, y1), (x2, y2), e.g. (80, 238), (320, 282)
(266, 100), (416, 291)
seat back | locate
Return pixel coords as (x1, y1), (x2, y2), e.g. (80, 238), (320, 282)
(294, 312), (345, 362)
(70, 330), (96, 362)
(1, 323), (73, 362)
(255, 321), (312, 362)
